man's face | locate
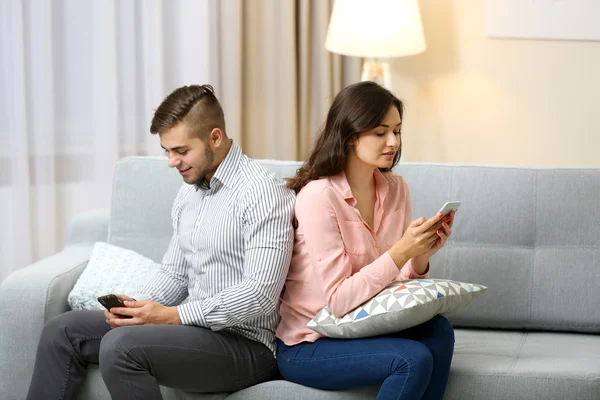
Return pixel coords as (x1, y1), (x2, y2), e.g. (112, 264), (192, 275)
(160, 122), (216, 186)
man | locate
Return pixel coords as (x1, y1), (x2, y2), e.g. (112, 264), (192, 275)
(27, 85), (295, 399)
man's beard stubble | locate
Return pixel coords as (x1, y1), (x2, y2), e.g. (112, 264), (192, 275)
(194, 145), (216, 189)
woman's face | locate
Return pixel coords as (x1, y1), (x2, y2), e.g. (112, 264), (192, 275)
(349, 105), (401, 170)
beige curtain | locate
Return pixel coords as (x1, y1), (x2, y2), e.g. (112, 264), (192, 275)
(209, 0), (361, 161)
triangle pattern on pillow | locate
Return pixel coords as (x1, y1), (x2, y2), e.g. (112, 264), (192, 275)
(312, 279), (487, 327)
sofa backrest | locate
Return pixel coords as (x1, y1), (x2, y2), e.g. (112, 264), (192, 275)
(109, 157), (182, 262)
(397, 164), (600, 334)
(109, 157), (600, 334)
(108, 158), (302, 263)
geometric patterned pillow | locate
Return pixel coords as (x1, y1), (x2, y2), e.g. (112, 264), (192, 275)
(307, 279), (487, 339)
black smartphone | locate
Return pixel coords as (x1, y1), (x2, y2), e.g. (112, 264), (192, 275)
(97, 294), (131, 318)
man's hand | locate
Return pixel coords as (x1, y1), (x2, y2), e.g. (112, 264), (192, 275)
(103, 294), (135, 328)
(106, 299), (182, 328)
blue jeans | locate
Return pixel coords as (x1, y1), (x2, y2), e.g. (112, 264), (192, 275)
(276, 315), (455, 400)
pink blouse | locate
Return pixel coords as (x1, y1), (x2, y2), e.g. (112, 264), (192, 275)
(276, 170), (429, 345)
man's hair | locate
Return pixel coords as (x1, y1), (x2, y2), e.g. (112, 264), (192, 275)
(150, 84), (226, 139)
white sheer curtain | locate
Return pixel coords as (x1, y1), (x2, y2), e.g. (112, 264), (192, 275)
(210, 0), (360, 161)
(0, 0), (212, 281)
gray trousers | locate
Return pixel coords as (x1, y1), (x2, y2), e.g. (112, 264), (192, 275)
(26, 310), (277, 399)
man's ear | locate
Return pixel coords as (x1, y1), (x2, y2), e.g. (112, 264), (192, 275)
(208, 128), (224, 147)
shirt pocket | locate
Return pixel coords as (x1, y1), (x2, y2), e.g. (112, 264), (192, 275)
(384, 208), (406, 248)
(339, 220), (372, 256)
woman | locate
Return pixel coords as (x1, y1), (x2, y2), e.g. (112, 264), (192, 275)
(276, 81), (456, 400)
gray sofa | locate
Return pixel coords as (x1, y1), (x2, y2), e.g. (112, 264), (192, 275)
(1, 157), (599, 400)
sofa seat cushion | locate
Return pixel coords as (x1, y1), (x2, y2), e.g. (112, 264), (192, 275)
(81, 365), (230, 400)
(79, 329), (600, 400)
(446, 329), (600, 400)
(80, 365), (379, 400)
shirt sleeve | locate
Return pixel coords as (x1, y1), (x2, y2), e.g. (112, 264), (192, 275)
(132, 186), (190, 305)
(394, 180), (430, 281)
(297, 186), (401, 318)
(176, 181), (295, 329)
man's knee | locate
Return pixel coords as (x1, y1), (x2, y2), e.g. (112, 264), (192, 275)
(98, 327), (141, 369)
(39, 310), (83, 347)
(409, 342), (434, 377)
(99, 328), (125, 362)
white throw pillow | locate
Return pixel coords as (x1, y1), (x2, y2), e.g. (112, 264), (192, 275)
(307, 278), (487, 339)
(68, 242), (161, 310)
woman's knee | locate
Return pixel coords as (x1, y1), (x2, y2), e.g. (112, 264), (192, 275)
(391, 342), (433, 379)
(429, 315), (455, 346)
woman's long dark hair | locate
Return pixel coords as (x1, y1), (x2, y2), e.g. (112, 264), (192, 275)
(288, 81), (404, 193)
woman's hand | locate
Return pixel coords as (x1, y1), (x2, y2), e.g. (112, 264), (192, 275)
(413, 210), (456, 265)
(388, 213), (445, 267)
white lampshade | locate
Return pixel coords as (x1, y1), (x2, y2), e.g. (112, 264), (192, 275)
(325, 0), (427, 58)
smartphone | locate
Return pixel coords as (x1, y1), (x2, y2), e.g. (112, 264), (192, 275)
(97, 294), (131, 318)
(437, 201), (461, 216)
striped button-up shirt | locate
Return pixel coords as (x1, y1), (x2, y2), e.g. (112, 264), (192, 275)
(136, 140), (295, 354)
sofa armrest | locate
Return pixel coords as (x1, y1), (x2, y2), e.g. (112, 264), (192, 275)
(0, 244), (93, 400)
(65, 208), (110, 246)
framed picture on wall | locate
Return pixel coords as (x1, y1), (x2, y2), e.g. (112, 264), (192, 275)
(485, 0), (600, 41)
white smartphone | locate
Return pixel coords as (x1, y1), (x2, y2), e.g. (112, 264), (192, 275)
(437, 201), (461, 216)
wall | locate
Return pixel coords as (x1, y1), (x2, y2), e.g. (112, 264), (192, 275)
(393, 0), (600, 167)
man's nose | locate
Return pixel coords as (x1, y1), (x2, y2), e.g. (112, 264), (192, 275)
(167, 153), (179, 168)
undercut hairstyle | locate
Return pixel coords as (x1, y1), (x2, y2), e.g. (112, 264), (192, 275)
(150, 84), (226, 139)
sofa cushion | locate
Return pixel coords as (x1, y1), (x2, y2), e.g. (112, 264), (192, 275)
(67, 242), (160, 310)
(108, 158), (301, 264)
(109, 158), (600, 333)
(397, 164), (600, 333)
(109, 157), (183, 263)
(78, 328), (600, 399)
(307, 279), (486, 338)
(80, 365), (379, 400)
(445, 329), (600, 400)
(81, 365), (229, 400)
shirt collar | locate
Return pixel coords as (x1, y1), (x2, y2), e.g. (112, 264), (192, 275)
(374, 168), (390, 208)
(330, 170), (354, 202)
(329, 168), (390, 206)
(203, 139), (242, 190)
